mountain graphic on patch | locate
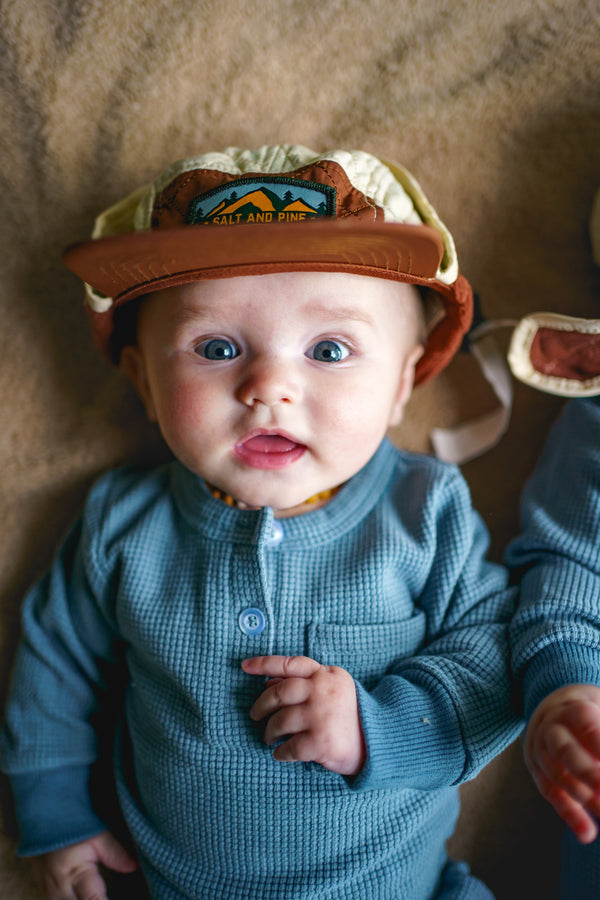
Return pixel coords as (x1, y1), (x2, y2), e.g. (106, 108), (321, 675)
(186, 177), (336, 225)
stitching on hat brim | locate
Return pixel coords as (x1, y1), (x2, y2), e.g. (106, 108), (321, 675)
(64, 220), (444, 302)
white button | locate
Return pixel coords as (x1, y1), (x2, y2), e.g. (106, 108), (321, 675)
(239, 608), (266, 636)
(266, 520), (284, 548)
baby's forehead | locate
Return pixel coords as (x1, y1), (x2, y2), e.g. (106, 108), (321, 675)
(151, 271), (422, 318)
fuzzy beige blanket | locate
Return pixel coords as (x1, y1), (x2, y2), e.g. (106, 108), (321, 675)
(1, 1), (599, 897)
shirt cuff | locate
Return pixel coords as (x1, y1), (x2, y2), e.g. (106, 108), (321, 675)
(350, 673), (464, 792)
(520, 643), (600, 721)
(8, 765), (107, 857)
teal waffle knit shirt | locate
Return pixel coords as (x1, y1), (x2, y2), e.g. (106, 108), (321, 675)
(1, 439), (521, 899)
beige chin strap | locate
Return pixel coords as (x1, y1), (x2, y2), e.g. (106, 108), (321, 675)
(430, 318), (517, 465)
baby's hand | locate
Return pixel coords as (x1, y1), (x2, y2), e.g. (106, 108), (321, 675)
(525, 684), (600, 843)
(30, 830), (138, 900)
(242, 655), (366, 776)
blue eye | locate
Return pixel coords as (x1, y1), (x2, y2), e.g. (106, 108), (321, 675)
(195, 338), (239, 360)
(308, 340), (350, 363)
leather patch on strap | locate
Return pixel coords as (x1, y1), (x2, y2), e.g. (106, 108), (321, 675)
(508, 313), (600, 396)
(531, 327), (600, 380)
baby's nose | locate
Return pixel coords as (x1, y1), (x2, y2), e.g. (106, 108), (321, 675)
(236, 359), (300, 407)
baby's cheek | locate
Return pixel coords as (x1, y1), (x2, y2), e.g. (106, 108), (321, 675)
(163, 380), (213, 428)
(151, 385), (205, 453)
(327, 408), (384, 462)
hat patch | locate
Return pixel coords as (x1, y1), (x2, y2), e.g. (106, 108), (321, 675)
(186, 177), (336, 226)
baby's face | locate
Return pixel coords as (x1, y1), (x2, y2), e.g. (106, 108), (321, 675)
(122, 271), (423, 512)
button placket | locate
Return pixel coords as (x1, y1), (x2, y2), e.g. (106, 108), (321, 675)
(234, 510), (286, 653)
(265, 518), (284, 548)
(234, 513), (278, 651)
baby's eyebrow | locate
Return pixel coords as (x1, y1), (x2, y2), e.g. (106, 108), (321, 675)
(171, 301), (376, 328)
(305, 302), (375, 327)
(170, 304), (214, 325)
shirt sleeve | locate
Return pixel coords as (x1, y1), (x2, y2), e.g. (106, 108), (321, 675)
(352, 463), (522, 792)
(506, 397), (600, 721)
(0, 476), (126, 856)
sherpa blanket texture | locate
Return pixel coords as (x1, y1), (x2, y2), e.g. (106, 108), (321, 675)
(0, 2), (599, 897)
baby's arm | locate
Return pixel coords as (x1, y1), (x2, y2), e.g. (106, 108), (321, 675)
(524, 684), (600, 843)
(242, 655), (366, 776)
(0, 473), (141, 876)
(506, 400), (600, 840)
(30, 831), (138, 900)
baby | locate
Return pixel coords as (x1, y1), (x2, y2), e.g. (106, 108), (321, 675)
(1, 145), (521, 900)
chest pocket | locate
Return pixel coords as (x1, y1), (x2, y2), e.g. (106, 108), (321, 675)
(307, 611), (426, 691)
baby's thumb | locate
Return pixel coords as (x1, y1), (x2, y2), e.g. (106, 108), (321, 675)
(94, 831), (139, 873)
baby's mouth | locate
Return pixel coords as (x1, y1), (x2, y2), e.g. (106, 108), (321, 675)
(234, 432), (306, 469)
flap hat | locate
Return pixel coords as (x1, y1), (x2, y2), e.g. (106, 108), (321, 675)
(63, 145), (473, 384)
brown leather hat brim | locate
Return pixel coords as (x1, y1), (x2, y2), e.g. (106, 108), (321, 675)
(63, 219), (445, 303)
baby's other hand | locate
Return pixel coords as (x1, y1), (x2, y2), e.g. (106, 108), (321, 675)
(242, 655), (366, 776)
(525, 684), (600, 843)
(30, 830), (138, 900)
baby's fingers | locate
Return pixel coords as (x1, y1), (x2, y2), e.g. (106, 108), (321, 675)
(560, 701), (600, 759)
(72, 865), (109, 900)
(272, 730), (317, 764)
(250, 677), (311, 722)
(543, 722), (600, 795)
(261, 704), (311, 748)
(533, 767), (599, 844)
(242, 655), (322, 680)
(31, 859), (107, 900)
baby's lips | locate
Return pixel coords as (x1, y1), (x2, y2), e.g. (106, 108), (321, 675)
(234, 432), (307, 469)
(241, 434), (301, 453)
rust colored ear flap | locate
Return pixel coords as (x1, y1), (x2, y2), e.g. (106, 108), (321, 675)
(508, 313), (600, 397)
(414, 274), (473, 385)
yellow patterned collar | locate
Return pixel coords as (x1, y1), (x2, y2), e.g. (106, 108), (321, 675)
(206, 484), (339, 513)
